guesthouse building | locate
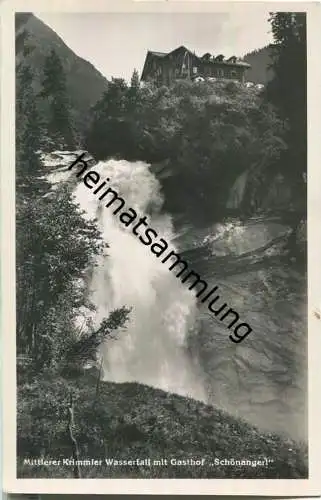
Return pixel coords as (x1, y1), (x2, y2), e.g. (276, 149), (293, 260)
(141, 46), (251, 86)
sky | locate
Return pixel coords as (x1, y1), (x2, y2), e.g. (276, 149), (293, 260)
(35, 11), (273, 82)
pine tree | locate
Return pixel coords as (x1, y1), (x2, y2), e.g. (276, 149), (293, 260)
(16, 31), (48, 195)
(266, 13), (306, 187)
(16, 65), (47, 194)
(127, 69), (140, 108)
(16, 58), (48, 366)
(40, 49), (75, 149)
(85, 78), (130, 159)
(130, 68), (140, 90)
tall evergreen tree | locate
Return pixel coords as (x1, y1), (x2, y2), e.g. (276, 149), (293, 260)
(127, 69), (140, 108)
(130, 68), (140, 90)
(266, 13), (307, 189)
(16, 31), (48, 195)
(16, 64), (46, 194)
(40, 49), (75, 149)
(85, 78), (131, 159)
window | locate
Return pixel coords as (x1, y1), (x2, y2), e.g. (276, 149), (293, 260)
(217, 68), (224, 78)
(193, 66), (198, 74)
(231, 70), (237, 79)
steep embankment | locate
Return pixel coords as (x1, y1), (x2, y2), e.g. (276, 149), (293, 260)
(15, 13), (108, 134)
(17, 371), (307, 479)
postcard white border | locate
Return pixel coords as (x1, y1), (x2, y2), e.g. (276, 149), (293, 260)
(1, 0), (321, 495)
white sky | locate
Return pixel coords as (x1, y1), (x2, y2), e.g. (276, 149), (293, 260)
(35, 12), (273, 81)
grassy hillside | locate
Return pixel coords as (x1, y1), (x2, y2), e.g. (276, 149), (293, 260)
(17, 370), (307, 479)
(15, 13), (108, 134)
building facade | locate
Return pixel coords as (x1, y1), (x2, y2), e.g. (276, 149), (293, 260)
(141, 46), (251, 86)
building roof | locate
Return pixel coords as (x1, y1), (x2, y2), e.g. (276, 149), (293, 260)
(221, 59), (251, 68)
(146, 47), (250, 68)
(149, 51), (167, 58)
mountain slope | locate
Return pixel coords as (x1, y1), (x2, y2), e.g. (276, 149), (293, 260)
(15, 13), (108, 134)
(243, 46), (274, 84)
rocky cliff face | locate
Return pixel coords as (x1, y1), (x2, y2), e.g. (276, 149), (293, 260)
(226, 168), (306, 258)
(177, 213), (307, 442)
(227, 170), (300, 212)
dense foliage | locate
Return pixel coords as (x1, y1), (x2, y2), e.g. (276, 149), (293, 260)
(16, 39), (131, 466)
(40, 49), (76, 149)
(85, 77), (286, 223)
(266, 13), (306, 195)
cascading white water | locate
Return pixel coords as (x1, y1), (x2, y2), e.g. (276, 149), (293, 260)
(73, 158), (206, 402)
(45, 152), (307, 440)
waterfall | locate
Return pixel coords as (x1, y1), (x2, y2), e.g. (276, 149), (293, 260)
(72, 158), (206, 402)
(44, 151), (307, 440)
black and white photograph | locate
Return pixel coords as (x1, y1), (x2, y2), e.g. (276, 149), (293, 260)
(2, 0), (321, 495)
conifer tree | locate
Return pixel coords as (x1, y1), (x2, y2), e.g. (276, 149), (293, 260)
(266, 13), (306, 187)
(85, 78), (130, 158)
(16, 57), (48, 365)
(16, 31), (47, 195)
(16, 64), (47, 195)
(40, 48), (75, 149)
(130, 68), (140, 90)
